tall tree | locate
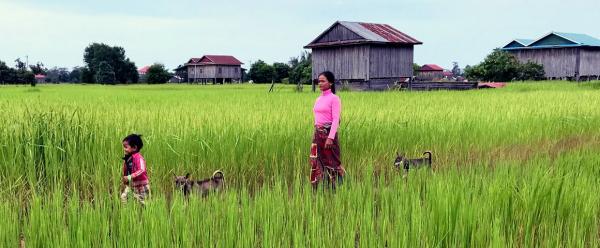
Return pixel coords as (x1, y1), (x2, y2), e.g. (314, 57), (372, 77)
(0, 60), (17, 84)
(451, 62), (462, 76)
(83, 43), (138, 84)
(14, 58), (26, 71)
(69, 67), (82, 83)
(80, 67), (95, 83)
(249, 60), (274, 83)
(118, 59), (139, 84)
(46, 67), (70, 83)
(29, 62), (47, 75)
(13, 58), (35, 85)
(272, 62), (290, 83)
(288, 51), (312, 85)
(18, 71), (35, 86)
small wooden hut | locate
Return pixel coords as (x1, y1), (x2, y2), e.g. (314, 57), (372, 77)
(304, 21), (422, 90)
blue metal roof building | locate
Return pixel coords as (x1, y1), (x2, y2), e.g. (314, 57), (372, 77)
(501, 32), (600, 80)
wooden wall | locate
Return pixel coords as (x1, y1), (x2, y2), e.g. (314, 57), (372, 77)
(311, 44), (415, 81)
(311, 45), (370, 80)
(315, 24), (364, 43)
(579, 48), (600, 76)
(508, 48), (578, 78)
(418, 71), (444, 80)
(188, 65), (241, 79)
(369, 45), (414, 78)
(510, 47), (600, 78)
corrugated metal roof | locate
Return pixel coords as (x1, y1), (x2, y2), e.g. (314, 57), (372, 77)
(503, 32), (600, 50)
(515, 39), (534, 46)
(306, 21), (422, 48)
(502, 39), (533, 49)
(357, 22), (421, 43)
(339, 21), (387, 42)
(554, 32), (600, 46)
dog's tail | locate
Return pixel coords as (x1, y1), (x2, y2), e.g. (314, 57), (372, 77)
(212, 170), (225, 189)
(423, 151), (432, 165)
(212, 170), (224, 178)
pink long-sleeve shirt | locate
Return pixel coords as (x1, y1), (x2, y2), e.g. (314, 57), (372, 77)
(313, 89), (341, 139)
(122, 152), (149, 187)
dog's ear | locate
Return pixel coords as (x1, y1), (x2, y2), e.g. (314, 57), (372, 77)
(185, 173), (190, 179)
(397, 151), (405, 157)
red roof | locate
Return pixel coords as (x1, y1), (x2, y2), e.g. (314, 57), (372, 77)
(138, 66), (150, 74)
(419, 64), (444, 71)
(188, 55), (243, 65)
(188, 58), (202, 63)
(34, 74), (46, 79)
(359, 23), (421, 43)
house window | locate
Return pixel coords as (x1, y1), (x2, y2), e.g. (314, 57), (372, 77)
(200, 69), (203, 73)
(218, 68), (222, 73)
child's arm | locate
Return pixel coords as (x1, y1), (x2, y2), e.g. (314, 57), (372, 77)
(122, 162), (129, 185)
(128, 156), (147, 180)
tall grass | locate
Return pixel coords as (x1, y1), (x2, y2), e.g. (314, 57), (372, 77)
(1, 82), (599, 246)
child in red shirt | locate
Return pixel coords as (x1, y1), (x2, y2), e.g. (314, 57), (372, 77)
(120, 134), (150, 205)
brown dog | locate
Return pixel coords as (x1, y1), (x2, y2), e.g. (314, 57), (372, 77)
(175, 170), (225, 197)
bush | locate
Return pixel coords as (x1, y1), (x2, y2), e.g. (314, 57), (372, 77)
(146, 64), (171, 84)
(518, 62), (545, 81)
(465, 49), (545, 82)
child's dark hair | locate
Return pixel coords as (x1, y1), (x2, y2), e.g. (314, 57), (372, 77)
(123, 134), (143, 151)
(319, 71), (336, 94)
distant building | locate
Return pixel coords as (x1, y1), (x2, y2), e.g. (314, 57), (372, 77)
(174, 55), (243, 84)
(501, 32), (600, 80)
(442, 70), (454, 79)
(138, 66), (150, 76)
(305, 21), (422, 90)
(417, 64), (444, 80)
(34, 74), (46, 84)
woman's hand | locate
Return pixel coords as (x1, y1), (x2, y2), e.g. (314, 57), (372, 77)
(122, 176), (129, 185)
(325, 138), (334, 149)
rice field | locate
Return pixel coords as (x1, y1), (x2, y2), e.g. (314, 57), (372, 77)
(1, 82), (600, 247)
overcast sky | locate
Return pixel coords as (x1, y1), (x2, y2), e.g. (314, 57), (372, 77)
(1, 0), (599, 71)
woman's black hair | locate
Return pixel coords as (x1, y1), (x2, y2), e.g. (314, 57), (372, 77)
(123, 134), (144, 151)
(319, 71), (336, 94)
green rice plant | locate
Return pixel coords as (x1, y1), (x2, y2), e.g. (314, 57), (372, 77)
(0, 82), (599, 246)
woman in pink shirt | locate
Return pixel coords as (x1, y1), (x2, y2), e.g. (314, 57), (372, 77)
(310, 71), (345, 190)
